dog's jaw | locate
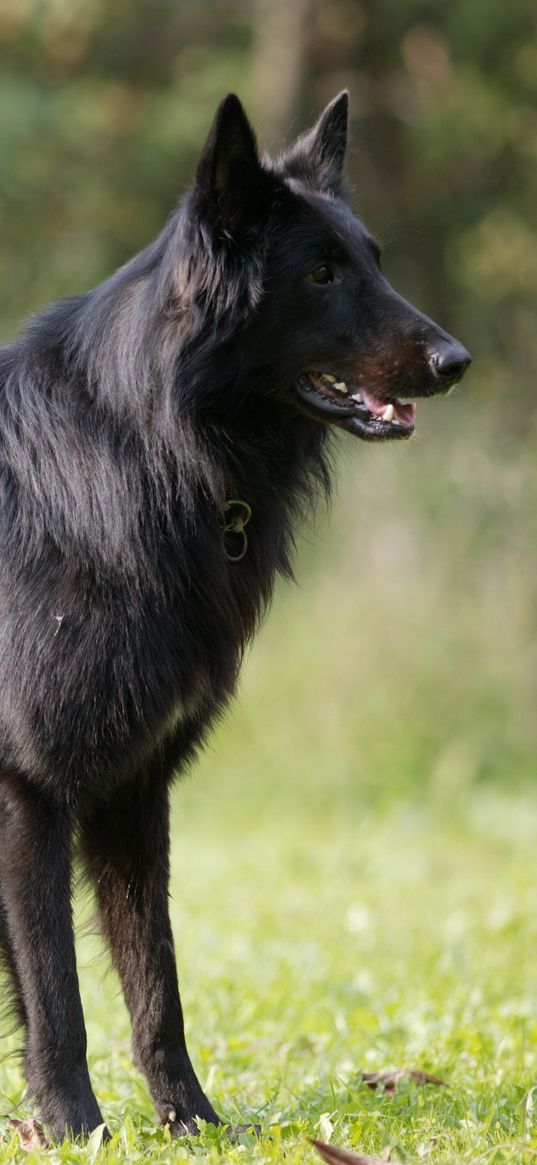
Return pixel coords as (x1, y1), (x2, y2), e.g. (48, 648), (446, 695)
(295, 371), (416, 441)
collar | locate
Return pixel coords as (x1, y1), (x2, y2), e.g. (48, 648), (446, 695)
(218, 499), (252, 562)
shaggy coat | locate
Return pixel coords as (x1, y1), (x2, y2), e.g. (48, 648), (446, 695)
(0, 92), (470, 1139)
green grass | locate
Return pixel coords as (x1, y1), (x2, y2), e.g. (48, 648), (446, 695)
(1, 402), (537, 1163)
(3, 791), (537, 1164)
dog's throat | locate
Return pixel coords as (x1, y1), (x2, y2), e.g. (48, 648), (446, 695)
(219, 499), (252, 562)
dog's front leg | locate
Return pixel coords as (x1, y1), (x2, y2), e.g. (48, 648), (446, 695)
(0, 776), (104, 1140)
(79, 766), (220, 1135)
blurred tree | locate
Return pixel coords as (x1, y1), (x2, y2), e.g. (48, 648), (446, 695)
(249, 0), (311, 146)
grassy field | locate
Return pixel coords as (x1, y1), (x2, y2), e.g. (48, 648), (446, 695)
(1, 401), (537, 1163)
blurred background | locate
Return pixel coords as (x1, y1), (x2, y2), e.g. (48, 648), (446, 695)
(0, 0), (535, 808)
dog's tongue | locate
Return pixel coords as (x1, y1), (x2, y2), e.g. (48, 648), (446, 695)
(360, 388), (416, 426)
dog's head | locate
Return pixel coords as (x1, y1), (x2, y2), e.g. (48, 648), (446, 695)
(190, 93), (471, 441)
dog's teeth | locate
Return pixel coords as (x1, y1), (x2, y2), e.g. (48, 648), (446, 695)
(351, 391), (362, 403)
(322, 373), (337, 383)
(333, 381), (348, 394)
(382, 403), (395, 422)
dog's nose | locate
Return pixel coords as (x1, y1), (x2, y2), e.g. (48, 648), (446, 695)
(429, 339), (472, 382)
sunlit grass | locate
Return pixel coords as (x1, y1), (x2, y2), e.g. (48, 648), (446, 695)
(1, 402), (537, 1162)
(3, 792), (537, 1164)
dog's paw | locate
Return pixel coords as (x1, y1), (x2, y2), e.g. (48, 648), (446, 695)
(222, 1123), (263, 1140)
(164, 1112), (262, 1140)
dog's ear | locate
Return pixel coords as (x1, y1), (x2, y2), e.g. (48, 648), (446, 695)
(284, 91), (349, 196)
(195, 94), (265, 229)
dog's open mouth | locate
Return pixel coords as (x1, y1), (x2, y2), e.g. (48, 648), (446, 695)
(296, 371), (416, 441)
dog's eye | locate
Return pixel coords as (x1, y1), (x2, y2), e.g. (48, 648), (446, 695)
(307, 265), (334, 285)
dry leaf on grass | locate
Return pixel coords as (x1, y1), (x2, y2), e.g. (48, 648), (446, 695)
(8, 1118), (48, 1151)
(362, 1068), (447, 1093)
(312, 1138), (394, 1165)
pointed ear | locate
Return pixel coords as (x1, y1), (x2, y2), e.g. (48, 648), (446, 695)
(284, 91), (349, 196)
(195, 94), (265, 229)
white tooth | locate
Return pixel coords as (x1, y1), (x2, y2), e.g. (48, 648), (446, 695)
(351, 391), (362, 403)
(323, 373), (337, 383)
(333, 381), (348, 394)
(382, 403), (395, 422)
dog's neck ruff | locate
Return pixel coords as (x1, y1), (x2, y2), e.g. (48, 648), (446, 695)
(219, 499), (252, 562)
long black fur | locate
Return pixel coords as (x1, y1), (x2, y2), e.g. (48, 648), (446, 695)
(0, 92), (470, 1140)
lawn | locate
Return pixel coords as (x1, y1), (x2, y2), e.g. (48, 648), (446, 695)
(1, 403), (536, 1163)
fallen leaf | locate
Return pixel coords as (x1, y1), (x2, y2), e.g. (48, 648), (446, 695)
(312, 1138), (393, 1165)
(8, 1118), (48, 1151)
(318, 1112), (334, 1142)
(362, 1068), (447, 1093)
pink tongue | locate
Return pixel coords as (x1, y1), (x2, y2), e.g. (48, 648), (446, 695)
(361, 388), (416, 426)
(394, 400), (416, 425)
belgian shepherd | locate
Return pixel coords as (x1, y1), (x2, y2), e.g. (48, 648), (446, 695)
(0, 92), (471, 1140)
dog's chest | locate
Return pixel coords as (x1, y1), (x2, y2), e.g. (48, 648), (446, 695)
(5, 489), (287, 787)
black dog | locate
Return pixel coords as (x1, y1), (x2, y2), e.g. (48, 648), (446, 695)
(0, 92), (470, 1140)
